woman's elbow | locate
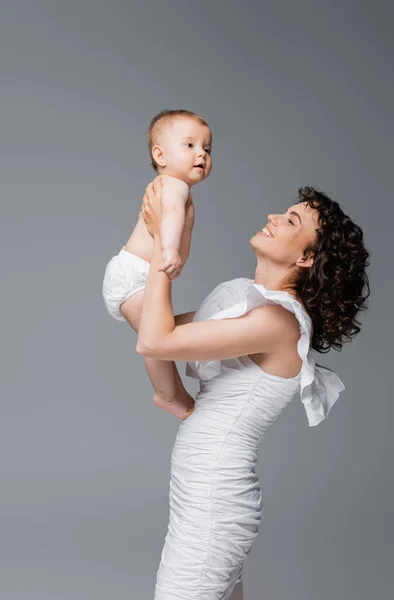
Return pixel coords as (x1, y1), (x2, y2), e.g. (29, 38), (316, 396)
(136, 340), (173, 360)
(136, 336), (166, 358)
(136, 340), (155, 357)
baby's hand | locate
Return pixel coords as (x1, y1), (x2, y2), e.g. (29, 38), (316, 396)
(159, 248), (183, 280)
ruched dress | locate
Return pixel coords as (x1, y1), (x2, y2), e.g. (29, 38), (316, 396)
(153, 277), (345, 600)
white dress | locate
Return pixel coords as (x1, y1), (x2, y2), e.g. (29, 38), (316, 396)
(154, 277), (345, 600)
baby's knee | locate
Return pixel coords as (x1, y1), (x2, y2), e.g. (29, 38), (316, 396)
(119, 290), (144, 331)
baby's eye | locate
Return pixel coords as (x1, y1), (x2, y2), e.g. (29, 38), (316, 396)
(204, 148), (211, 154)
(185, 142), (194, 148)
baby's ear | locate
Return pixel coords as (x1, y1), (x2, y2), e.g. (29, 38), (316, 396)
(151, 145), (166, 168)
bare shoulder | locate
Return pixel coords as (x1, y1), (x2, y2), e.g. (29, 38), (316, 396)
(161, 174), (190, 197)
(251, 304), (300, 342)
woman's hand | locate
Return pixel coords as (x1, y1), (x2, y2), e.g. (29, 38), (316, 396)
(142, 176), (162, 238)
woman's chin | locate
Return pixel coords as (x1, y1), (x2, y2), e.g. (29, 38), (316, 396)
(249, 233), (262, 247)
(249, 235), (256, 247)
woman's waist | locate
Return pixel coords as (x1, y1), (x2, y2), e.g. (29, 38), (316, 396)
(174, 419), (261, 462)
(193, 383), (296, 428)
(171, 446), (260, 483)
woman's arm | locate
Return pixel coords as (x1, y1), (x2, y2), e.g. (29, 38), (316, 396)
(175, 311), (196, 326)
(136, 238), (295, 362)
(137, 178), (296, 362)
(118, 292), (195, 332)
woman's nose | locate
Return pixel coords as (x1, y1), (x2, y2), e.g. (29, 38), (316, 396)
(268, 213), (277, 225)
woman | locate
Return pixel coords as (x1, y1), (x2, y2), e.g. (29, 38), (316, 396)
(104, 179), (369, 599)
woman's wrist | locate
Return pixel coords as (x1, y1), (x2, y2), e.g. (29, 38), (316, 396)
(153, 233), (161, 243)
(151, 234), (166, 271)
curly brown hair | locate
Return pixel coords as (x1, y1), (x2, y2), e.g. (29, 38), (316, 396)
(290, 187), (370, 353)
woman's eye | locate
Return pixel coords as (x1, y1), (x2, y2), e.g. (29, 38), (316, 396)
(287, 218), (294, 225)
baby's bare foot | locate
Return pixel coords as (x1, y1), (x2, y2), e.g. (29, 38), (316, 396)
(153, 391), (195, 420)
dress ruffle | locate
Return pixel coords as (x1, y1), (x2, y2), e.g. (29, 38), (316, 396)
(186, 278), (345, 427)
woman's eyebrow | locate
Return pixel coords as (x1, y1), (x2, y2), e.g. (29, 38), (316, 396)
(286, 207), (302, 224)
(290, 210), (302, 224)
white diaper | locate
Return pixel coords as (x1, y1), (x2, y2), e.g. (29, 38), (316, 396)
(102, 247), (150, 321)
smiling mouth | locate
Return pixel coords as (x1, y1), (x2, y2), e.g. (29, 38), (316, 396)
(259, 227), (274, 238)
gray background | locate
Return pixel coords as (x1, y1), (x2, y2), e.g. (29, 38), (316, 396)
(1, 1), (392, 599)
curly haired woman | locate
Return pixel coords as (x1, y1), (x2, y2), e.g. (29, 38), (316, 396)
(103, 180), (370, 600)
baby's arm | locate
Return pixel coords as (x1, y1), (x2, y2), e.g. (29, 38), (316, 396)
(159, 176), (190, 278)
(178, 199), (195, 265)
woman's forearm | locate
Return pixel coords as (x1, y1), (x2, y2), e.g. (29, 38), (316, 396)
(137, 235), (176, 354)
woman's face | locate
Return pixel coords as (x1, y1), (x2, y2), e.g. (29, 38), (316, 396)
(250, 202), (319, 267)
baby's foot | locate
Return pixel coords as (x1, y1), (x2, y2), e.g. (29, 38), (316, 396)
(153, 390), (195, 420)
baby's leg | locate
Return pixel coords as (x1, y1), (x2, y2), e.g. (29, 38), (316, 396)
(120, 291), (194, 420)
(149, 361), (195, 419)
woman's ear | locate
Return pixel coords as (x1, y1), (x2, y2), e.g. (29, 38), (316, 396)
(151, 145), (166, 168)
(296, 253), (314, 269)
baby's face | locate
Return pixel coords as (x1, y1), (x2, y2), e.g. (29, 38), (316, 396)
(157, 118), (212, 186)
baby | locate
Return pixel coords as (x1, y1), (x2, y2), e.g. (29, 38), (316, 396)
(103, 109), (212, 419)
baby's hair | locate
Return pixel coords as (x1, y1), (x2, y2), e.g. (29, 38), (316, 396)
(147, 109), (210, 172)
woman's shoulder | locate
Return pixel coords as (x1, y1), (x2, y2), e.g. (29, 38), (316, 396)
(202, 277), (252, 301)
(252, 303), (302, 341)
(194, 278), (252, 322)
(200, 278), (307, 337)
(217, 277), (253, 293)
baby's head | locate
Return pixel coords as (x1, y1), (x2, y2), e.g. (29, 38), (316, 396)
(147, 109), (212, 186)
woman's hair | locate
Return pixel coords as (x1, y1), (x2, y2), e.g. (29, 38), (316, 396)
(290, 187), (370, 353)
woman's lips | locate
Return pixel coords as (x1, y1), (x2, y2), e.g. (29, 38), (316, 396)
(257, 229), (273, 238)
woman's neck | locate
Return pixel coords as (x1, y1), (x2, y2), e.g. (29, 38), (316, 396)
(253, 262), (287, 289)
(253, 262), (300, 300)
